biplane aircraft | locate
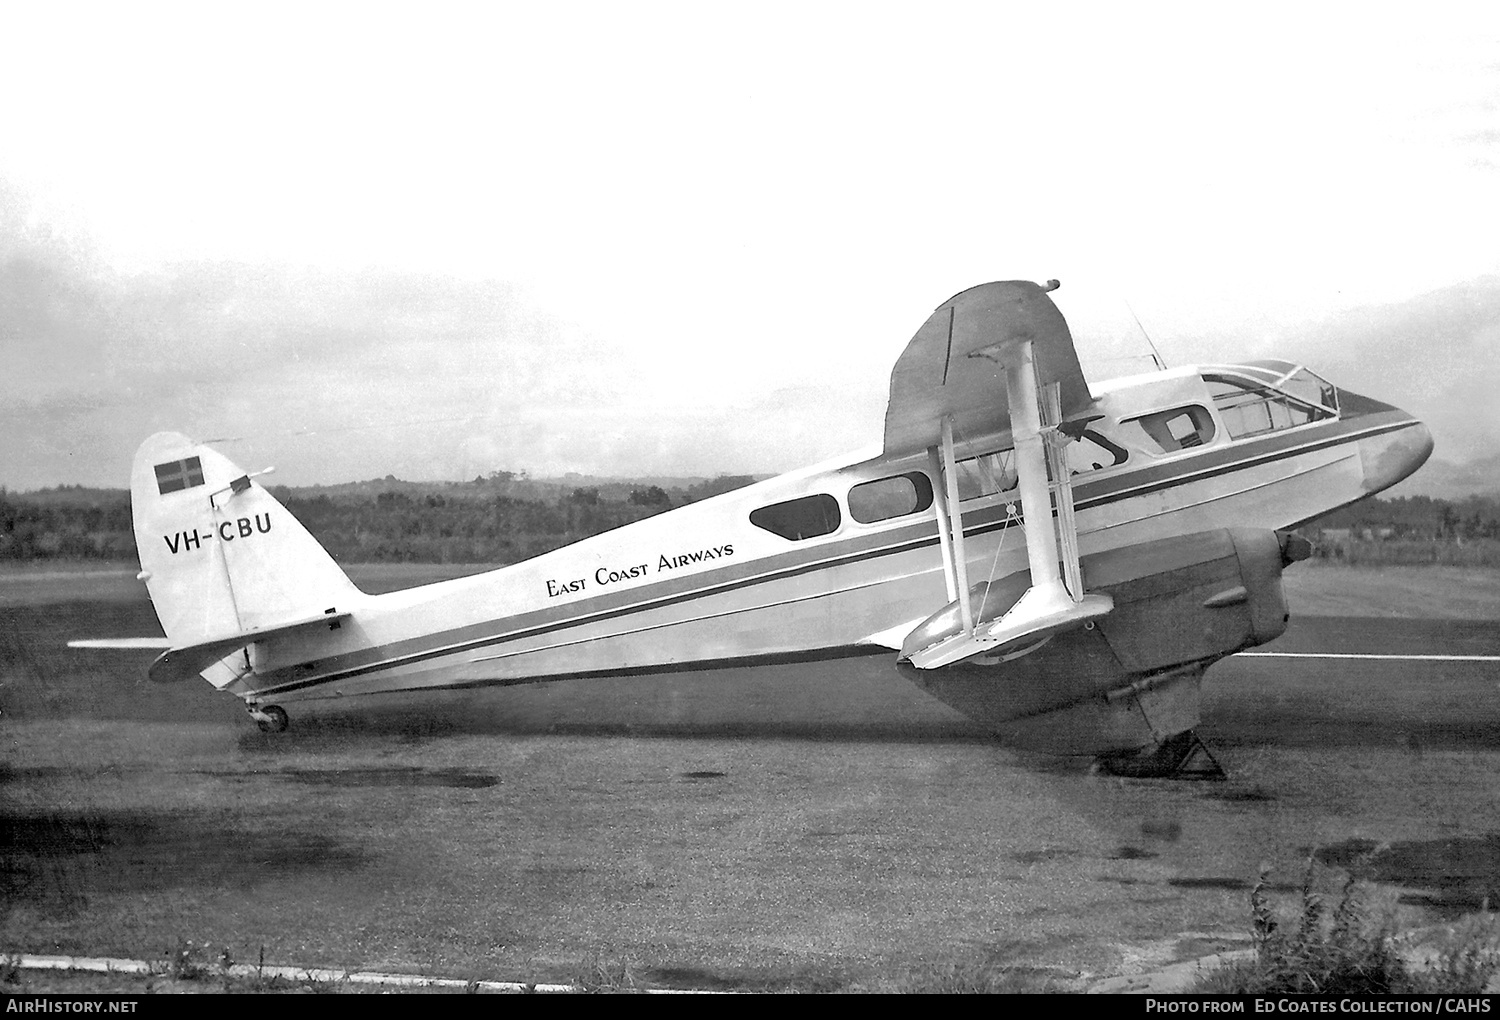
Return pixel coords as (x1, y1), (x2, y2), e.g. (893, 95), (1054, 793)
(81, 280), (1433, 775)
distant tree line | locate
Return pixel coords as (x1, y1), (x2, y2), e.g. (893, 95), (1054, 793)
(0, 487), (136, 560)
(1309, 494), (1500, 542)
(0, 475), (759, 565)
(1303, 494), (1500, 567)
(7, 482), (1500, 566)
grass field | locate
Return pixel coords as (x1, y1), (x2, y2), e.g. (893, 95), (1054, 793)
(1284, 563), (1500, 619)
(2, 561), (1498, 992)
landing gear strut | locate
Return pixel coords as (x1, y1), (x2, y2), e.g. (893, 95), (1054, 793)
(249, 704), (289, 733)
(1096, 729), (1225, 780)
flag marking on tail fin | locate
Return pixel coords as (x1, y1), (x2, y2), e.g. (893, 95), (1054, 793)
(153, 457), (205, 494)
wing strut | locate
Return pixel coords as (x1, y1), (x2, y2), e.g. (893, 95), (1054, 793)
(926, 447), (959, 604)
(905, 336), (1113, 669)
(939, 415), (973, 633)
(1005, 342), (1063, 597)
(1042, 381), (1085, 599)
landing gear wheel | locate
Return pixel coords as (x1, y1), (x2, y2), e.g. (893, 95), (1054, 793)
(254, 705), (289, 733)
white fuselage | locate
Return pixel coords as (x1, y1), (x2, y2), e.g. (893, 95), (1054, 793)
(232, 363), (1432, 708)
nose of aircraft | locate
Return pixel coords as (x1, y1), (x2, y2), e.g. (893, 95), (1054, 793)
(1358, 416), (1434, 495)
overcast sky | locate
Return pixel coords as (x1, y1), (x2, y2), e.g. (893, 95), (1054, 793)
(4, 3), (1499, 489)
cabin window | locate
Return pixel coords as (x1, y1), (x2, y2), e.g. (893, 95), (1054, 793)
(1120, 405), (1217, 453)
(848, 472), (934, 524)
(955, 449), (1017, 501)
(750, 493), (841, 540)
(1065, 430), (1129, 475)
(1208, 379), (1334, 440)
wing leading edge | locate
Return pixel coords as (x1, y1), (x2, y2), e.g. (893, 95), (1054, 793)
(882, 280), (1095, 458)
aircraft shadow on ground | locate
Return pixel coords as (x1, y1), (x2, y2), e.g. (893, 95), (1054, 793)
(235, 705), (992, 749)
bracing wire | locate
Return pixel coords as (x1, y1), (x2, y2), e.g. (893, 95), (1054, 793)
(975, 501), (1024, 625)
(949, 420), (1024, 625)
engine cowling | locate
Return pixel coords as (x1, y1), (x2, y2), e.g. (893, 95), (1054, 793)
(898, 528), (1304, 757)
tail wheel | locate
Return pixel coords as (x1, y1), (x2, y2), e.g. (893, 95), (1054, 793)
(256, 705), (290, 733)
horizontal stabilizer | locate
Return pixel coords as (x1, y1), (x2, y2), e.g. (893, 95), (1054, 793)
(68, 637), (174, 650)
(904, 585), (1113, 670)
(146, 610), (351, 684)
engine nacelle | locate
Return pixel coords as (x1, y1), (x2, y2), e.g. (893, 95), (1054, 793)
(898, 528), (1304, 757)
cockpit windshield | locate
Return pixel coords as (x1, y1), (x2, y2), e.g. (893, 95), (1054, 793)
(1201, 360), (1338, 440)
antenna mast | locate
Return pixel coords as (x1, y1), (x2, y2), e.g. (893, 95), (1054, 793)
(1124, 299), (1167, 371)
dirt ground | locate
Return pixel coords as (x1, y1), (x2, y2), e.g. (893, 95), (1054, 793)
(3, 563), (1498, 992)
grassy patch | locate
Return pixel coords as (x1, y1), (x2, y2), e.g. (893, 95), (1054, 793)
(883, 960), (1059, 993)
(1194, 862), (1500, 994)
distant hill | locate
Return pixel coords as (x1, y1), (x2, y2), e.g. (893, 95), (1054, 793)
(12, 473), (769, 506)
(2, 473), (766, 564)
(1287, 275), (1500, 468)
(7, 466), (1498, 565)
(9, 451), (1493, 505)
(294, 472), (769, 504)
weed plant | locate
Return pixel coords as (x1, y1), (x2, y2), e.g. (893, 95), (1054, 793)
(573, 955), (637, 993)
(162, 939), (232, 982)
(1196, 863), (1499, 994)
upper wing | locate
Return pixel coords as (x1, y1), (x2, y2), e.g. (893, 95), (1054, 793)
(882, 280), (1095, 457)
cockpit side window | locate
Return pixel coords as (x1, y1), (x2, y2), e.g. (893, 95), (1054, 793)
(848, 472), (934, 524)
(1065, 429), (1129, 475)
(750, 494), (841, 540)
(1208, 378), (1334, 440)
(1119, 405), (1217, 453)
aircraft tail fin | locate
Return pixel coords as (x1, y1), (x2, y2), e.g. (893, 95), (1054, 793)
(131, 432), (362, 652)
